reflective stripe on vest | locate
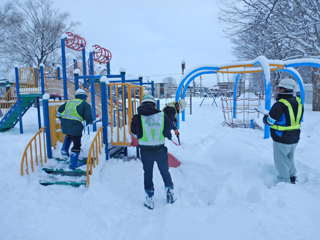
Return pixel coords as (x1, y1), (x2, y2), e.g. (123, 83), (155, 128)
(271, 97), (303, 131)
(61, 99), (84, 122)
(138, 112), (165, 146)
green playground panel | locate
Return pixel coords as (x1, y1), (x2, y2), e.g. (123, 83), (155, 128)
(39, 181), (87, 187)
(42, 168), (89, 176)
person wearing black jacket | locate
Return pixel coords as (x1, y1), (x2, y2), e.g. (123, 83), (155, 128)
(162, 99), (187, 136)
(57, 89), (93, 170)
(263, 78), (304, 184)
(131, 95), (175, 209)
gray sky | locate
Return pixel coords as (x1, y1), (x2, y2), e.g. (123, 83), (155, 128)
(53, 0), (234, 86)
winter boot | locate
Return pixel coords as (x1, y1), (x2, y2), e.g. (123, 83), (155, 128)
(290, 176), (298, 184)
(166, 186), (176, 204)
(144, 188), (154, 210)
(69, 152), (84, 170)
(61, 135), (71, 158)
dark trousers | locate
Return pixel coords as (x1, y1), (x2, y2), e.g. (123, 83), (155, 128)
(140, 146), (173, 190)
(68, 135), (82, 153)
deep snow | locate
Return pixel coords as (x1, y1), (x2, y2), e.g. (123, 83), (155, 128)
(0, 97), (320, 240)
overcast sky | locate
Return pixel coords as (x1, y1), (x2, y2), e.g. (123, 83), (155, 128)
(54, 0), (234, 86)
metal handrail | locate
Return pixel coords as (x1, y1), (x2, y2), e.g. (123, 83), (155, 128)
(86, 126), (103, 187)
(0, 83), (17, 118)
(0, 67), (57, 119)
(21, 127), (47, 176)
(108, 83), (142, 146)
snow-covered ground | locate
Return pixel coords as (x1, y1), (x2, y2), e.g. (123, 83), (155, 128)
(1, 97), (320, 240)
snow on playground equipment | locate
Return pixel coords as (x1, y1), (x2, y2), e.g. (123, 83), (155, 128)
(92, 45), (112, 64)
(86, 127), (104, 187)
(175, 56), (320, 139)
(21, 127), (47, 176)
(0, 66), (51, 133)
(12, 31), (174, 186)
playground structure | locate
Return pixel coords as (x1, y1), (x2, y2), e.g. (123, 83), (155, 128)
(176, 56), (320, 139)
(0, 32), (160, 187)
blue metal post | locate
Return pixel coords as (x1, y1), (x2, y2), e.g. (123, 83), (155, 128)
(38, 66), (45, 130)
(61, 37), (68, 100)
(107, 62), (111, 75)
(151, 81), (154, 96)
(57, 67), (61, 80)
(254, 59), (271, 139)
(15, 67), (23, 134)
(233, 74), (241, 118)
(36, 97), (41, 129)
(89, 51), (96, 131)
(120, 71), (125, 83)
(82, 48), (87, 88)
(120, 70), (126, 126)
(100, 81), (109, 160)
(157, 99), (160, 110)
(74, 73), (79, 90)
(42, 95), (52, 158)
(40, 66), (45, 95)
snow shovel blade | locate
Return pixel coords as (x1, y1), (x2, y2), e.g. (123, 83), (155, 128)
(168, 152), (181, 168)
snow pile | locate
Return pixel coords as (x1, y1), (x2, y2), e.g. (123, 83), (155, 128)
(0, 97), (320, 240)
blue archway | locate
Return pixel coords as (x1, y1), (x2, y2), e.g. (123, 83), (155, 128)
(174, 57), (320, 139)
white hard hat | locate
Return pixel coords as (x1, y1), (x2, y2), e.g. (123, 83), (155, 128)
(278, 78), (297, 90)
(75, 88), (87, 96)
(178, 99), (187, 111)
(141, 95), (156, 105)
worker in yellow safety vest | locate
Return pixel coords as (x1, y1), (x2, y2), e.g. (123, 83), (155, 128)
(131, 95), (175, 210)
(57, 89), (93, 170)
(263, 78), (304, 184)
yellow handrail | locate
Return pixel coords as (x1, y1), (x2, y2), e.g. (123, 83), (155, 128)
(107, 83), (143, 146)
(1, 67), (58, 119)
(0, 83), (17, 118)
(86, 127), (104, 188)
(21, 127), (47, 176)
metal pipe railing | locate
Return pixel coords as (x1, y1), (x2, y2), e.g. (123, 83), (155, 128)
(86, 126), (103, 187)
(21, 127), (47, 176)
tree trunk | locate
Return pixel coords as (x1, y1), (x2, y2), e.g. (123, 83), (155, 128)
(312, 67), (320, 111)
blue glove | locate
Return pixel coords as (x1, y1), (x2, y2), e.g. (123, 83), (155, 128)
(133, 134), (137, 138)
(57, 112), (62, 118)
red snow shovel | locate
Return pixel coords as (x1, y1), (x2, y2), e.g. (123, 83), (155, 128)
(131, 133), (138, 147)
(168, 152), (181, 168)
(131, 133), (181, 167)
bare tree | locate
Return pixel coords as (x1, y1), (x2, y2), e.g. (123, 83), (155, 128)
(0, 2), (21, 76)
(162, 76), (177, 97)
(0, 0), (79, 75)
(0, 3), (20, 44)
(218, 0), (320, 110)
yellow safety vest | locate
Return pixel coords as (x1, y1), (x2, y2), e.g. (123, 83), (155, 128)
(138, 112), (165, 146)
(61, 99), (84, 122)
(271, 97), (303, 131)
